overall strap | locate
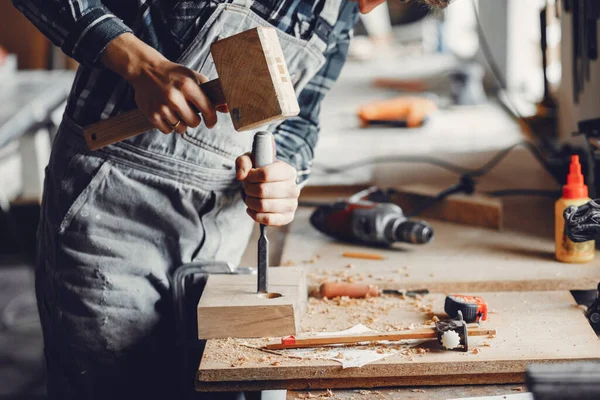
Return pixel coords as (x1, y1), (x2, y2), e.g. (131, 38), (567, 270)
(309, 0), (345, 52)
(230, 0), (252, 8)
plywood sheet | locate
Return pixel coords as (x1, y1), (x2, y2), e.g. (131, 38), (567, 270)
(197, 267), (307, 339)
(197, 291), (600, 391)
(280, 209), (600, 293)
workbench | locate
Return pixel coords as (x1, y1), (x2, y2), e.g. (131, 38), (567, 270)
(198, 54), (599, 398)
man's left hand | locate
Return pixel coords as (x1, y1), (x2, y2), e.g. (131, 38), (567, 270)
(236, 155), (300, 226)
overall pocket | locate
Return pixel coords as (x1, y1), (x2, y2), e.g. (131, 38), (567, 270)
(58, 155), (111, 235)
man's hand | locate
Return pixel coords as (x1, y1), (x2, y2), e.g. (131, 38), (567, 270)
(101, 33), (221, 134)
(236, 155), (300, 226)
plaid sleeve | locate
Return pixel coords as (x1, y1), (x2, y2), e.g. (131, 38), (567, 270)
(11, 0), (132, 68)
(274, 30), (352, 186)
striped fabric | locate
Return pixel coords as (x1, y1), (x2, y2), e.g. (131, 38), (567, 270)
(11, 0), (360, 182)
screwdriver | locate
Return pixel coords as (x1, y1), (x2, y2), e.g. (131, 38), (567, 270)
(252, 131), (275, 293)
(319, 282), (429, 299)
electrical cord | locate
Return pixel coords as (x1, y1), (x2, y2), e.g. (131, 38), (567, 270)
(312, 154), (474, 176)
(306, 139), (559, 216)
(313, 140), (551, 180)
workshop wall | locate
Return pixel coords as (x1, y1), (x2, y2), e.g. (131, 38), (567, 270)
(0, 2), (77, 70)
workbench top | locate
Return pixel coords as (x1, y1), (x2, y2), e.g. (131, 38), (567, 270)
(197, 291), (600, 392)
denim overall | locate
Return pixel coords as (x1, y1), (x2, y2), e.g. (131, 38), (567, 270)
(36, 0), (343, 398)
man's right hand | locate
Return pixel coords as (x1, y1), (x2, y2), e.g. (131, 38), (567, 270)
(100, 33), (219, 134)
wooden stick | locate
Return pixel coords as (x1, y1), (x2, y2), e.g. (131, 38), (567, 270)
(266, 326), (497, 350)
(342, 252), (385, 261)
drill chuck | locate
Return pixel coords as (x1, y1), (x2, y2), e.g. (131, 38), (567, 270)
(392, 219), (434, 245)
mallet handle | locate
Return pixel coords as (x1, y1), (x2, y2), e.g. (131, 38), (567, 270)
(83, 79), (225, 151)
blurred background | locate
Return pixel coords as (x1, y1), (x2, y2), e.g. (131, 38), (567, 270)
(0, 0), (599, 398)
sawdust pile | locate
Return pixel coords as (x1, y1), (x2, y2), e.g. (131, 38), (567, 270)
(304, 293), (435, 333)
(202, 295), (438, 368)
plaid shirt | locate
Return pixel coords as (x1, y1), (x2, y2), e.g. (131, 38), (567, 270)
(12, 0), (359, 183)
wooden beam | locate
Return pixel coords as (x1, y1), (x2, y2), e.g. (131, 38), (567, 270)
(197, 267), (307, 339)
(391, 184), (503, 230)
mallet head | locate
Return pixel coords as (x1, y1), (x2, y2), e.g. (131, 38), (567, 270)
(210, 27), (300, 131)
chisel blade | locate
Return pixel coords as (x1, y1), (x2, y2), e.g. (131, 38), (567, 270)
(257, 224), (269, 293)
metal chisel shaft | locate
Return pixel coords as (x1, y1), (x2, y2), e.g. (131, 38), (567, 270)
(252, 131), (275, 293)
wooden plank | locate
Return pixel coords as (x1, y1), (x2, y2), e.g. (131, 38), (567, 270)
(197, 374), (524, 392)
(391, 184), (503, 230)
(197, 267), (307, 339)
(288, 385), (528, 400)
(197, 291), (600, 391)
(281, 209), (600, 293)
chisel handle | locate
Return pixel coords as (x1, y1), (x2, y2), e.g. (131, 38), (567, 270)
(83, 79), (224, 151)
(319, 282), (380, 299)
(253, 131), (275, 293)
(252, 131), (275, 168)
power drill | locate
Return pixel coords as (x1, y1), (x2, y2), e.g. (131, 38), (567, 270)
(309, 187), (434, 247)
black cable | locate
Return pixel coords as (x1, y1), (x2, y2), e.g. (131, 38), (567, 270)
(406, 175), (475, 218)
(312, 154), (474, 176)
(313, 140), (551, 180)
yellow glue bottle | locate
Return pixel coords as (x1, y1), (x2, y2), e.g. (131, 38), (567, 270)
(555, 155), (595, 263)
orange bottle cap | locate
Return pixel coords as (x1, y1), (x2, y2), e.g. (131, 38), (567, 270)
(563, 155), (588, 199)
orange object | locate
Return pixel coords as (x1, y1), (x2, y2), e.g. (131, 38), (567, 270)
(446, 294), (488, 322)
(319, 282), (379, 299)
(562, 155), (588, 199)
(357, 97), (438, 128)
(342, 251), (385, 260)
(555, 155), (595, 263)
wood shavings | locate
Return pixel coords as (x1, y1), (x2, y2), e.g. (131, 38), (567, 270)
(345, 264), (355, 269)
(281, 260), (296, 266)
(471, 348), (480, 354)
(295, 393), (318, 399)
(483, 342), (492, 347)
(304, 255), (320, 264)
(411, 389), (426, 393)
(295, 391), (334, 399)
(511, 387), (524, 392)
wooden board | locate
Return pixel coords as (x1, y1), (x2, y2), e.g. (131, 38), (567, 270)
(392, 184), (503, 230)
(280, 209), (600, 293)
(197, 291), (600, 391)
(197, 267), (307, 339)
(288, 385), (529, 400)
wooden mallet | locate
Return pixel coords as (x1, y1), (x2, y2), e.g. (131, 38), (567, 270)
(83, 27), (299, 150)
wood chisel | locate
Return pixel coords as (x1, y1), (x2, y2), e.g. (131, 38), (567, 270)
(319, 282), (428, 299)
(252, 131), (275, 293)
